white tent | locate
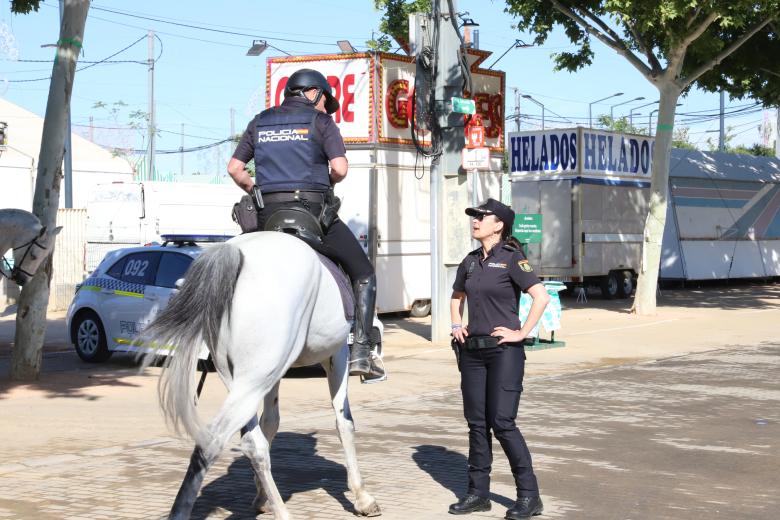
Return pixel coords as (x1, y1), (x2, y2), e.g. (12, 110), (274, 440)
(0, 97), (134, 210)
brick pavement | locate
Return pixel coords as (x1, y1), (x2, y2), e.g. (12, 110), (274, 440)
(1, 343), (778, 519)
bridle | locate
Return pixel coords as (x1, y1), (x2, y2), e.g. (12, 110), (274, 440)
(0, 236), (47, 283)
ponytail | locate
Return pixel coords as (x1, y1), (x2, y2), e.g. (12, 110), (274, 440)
(501, 227), (523, 251)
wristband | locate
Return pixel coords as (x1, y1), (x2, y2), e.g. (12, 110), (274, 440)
(451, 324), (462, 329)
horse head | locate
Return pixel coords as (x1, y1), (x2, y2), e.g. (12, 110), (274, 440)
(11, 225), (62, 286)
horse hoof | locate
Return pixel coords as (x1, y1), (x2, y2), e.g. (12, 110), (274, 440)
(360, 502), (382, 517)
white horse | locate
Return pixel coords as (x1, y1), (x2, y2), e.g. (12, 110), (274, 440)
(0, 208), (62, 287)
(141, 231), (381, 520)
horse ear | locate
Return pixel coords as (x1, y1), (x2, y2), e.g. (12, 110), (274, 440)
(52, 226), (63, 236)
(38, 226), (47, 237)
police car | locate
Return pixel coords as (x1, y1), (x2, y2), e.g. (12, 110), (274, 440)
(66, 235), (231, 362)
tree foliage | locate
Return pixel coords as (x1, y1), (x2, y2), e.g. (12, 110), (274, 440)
(10, 0), (41, 14)
(368, 0), (432, 53)
(504, 1), (779, 106)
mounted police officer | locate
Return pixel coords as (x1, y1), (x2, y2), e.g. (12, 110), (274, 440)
(227, 68), (376, 376)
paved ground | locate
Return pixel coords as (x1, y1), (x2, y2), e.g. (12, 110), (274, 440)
(0, 344), (778, 519)
(1, 283), (779, 519)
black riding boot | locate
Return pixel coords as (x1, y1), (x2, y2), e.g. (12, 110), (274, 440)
(350, 274), (376, 376)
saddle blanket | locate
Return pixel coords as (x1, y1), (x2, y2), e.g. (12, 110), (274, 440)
(316, 252), (354, 321)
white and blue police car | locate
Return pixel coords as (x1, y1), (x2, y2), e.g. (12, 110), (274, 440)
(66, 234), (232, 362)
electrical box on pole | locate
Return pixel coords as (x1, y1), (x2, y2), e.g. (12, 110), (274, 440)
(412, 0), (472, 343)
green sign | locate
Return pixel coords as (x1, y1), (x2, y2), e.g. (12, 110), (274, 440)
(451, 97), (476, 115)
(513, 214), (542, 244)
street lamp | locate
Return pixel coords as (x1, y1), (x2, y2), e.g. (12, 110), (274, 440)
(337, 40), (357, 53)
(610, 96), (645, 121)
(630, 100), (658, 127)
(522, 95), (545, 130)
(487, 39), (532, 70)
(589, 92), (623, 128)
(648, 108), (660, 135)
(246, 40), (268, 56)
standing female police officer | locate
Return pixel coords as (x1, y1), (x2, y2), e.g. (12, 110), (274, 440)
(449, 198), (550, 519)
(227, 68), (375, 375)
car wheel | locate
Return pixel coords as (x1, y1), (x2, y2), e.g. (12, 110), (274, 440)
(410, 299), (431, 317)
(73, 311), (112, 363)
(617, 271), (635, 299)
(600, 272), (620, 299)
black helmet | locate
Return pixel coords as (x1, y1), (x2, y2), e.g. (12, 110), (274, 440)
(284, 68), (339, 115)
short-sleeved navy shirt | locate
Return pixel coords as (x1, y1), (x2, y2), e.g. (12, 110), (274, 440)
(232, 97), (347, 163)
(452, 241), (542, 336)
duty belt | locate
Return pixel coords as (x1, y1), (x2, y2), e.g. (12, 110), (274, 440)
(464, 335), (501, 350)
(262, 190), (326, 204)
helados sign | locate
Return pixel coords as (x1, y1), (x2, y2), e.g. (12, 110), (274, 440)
(509, 128), (655, 182)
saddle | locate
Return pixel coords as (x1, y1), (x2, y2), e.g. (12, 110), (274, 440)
(231, 194), (350, 319)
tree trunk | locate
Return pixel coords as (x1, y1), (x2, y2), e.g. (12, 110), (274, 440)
(632, 83), (681, 315)
(11, 0), (90, 381)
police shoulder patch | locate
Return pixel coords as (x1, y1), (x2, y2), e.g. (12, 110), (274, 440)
(518, 260), (533, 272)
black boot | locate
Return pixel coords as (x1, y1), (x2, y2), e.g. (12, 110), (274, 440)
(448, 494), (491, 515)
(350, 274), (376, 376)
(505, 496), (543, 519)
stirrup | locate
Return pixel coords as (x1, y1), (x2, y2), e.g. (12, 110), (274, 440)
(360, 351), (387, 384)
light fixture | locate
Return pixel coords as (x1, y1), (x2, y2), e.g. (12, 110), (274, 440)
(246, 40), (268, 56)
(588, 92), (623, 128)
(337, 40), (357, 53)
(522, 95), (545, 130)
(487, 39), (532, 70)
(610, 96), (645, 120)
(457, 12), (480, 27)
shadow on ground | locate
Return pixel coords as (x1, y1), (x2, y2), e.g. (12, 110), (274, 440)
(191, 432), (354, 519)
(0, 352), (143, 399)
(561, 279), (780, 312)
(412, 444), (514, 509)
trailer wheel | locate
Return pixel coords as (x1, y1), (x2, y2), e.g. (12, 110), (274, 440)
(617, 271), (635, 299)
(410, 299), (431, 318)
(600, 272), (620, 299)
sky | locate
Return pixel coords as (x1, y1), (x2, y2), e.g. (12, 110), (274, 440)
(1, 0), (776, 177)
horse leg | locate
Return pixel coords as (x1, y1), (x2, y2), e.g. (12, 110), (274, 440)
(168, 382), (269, 520)
(324, 345), (381, 517)
(244, 382), (281, 514)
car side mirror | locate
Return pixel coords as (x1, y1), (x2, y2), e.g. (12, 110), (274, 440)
(174, 278), (185, 289)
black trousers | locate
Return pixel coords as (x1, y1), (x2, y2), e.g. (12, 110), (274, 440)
(257, 201), (374, 282)
(459, 345), (539, 498)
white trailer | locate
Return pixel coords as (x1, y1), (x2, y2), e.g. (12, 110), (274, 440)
(85, 181), (241, 272)
(509, 128), (780, 297)
(509, 128), (653, 298)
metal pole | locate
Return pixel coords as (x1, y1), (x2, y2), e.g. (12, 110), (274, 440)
(718, 90), (725, 152)
(473, 29), (479, 50)
(541, 105), (545, 130)
(147, 31), (155, 181)
(513, 88), (520, 132)
(427, 0), (467, 343)
(180, 123), (184, 177)
(60, 0), (73, 208)
(589, 103), (592, 129)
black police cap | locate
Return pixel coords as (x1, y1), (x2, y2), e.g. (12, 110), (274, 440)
(465, 198), (515, 230)
(284, 68), (339, 115)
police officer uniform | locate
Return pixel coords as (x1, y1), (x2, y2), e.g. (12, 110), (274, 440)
(231, 69), (376, 375)
(449, 199), (544, 519)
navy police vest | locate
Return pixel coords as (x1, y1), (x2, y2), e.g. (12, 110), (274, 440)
(253, 105), (331, 193)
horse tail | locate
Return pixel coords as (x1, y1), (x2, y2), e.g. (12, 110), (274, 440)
(141, 242), (244, 444)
